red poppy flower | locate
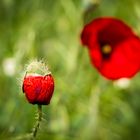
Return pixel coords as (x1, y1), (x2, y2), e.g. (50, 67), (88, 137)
(22, 74), (54, 105)
(81, 17), (140, 80)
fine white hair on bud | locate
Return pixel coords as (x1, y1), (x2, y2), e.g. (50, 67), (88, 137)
(26, 60), (51, 76)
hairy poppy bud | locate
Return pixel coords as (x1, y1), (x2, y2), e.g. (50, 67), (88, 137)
(22, 61), (54, 105)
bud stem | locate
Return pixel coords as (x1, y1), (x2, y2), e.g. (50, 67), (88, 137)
(31, 105), (42, 140)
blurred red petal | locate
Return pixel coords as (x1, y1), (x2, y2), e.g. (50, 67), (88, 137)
(81, 17), (140, 80)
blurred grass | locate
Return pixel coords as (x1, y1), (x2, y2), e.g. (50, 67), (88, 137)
(0, 0), (140, 140)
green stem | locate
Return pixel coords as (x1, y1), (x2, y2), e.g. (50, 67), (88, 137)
(31, 105), (42, 140)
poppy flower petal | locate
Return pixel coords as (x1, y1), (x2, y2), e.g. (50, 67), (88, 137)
(81, 17), (140, 80)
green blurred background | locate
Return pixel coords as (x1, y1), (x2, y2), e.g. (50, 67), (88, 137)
(0, 0), (140, 139)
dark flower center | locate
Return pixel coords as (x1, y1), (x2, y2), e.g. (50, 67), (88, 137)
(101, 45), (112, 59)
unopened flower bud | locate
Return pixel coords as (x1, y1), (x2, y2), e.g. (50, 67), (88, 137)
(22, 61), (54, 105)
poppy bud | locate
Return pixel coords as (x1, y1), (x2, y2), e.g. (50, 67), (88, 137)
(22, 61), (54, 105)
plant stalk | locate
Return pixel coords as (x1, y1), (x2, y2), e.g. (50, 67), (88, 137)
(31, 105), (42, 140)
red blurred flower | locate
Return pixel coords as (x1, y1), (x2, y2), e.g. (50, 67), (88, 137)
(23, 74), (54, 105)
(81, 17), (140, 80)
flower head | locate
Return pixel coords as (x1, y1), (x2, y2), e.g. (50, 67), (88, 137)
(22, 61), (54, 105)
(81, 17), (140, 80)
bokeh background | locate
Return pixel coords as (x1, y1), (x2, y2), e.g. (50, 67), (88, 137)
(1, 0), (140, 139)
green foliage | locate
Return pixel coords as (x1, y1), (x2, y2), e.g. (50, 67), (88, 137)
(0, 0), (140, 140)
